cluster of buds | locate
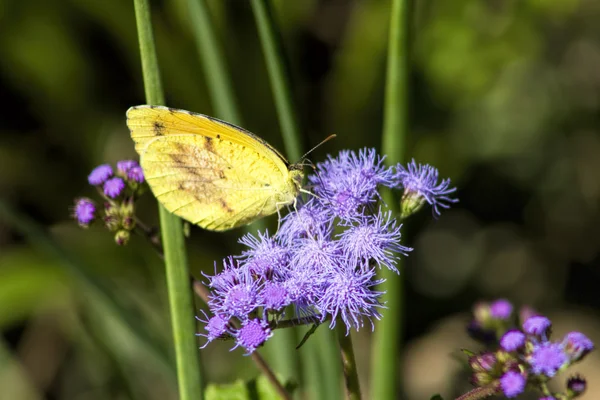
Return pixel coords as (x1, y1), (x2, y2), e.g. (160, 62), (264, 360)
(465, 299), (594, 399)
(72, 161), (146, 245)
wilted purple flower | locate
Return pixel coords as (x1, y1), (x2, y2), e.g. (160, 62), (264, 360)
(500, 330), (526, 352)
(103, 177), (125, 198)
(499, 371), (526, 398)
(395, 159), (457, 217)
(523, 315), (552, 338)
(318, 268), (384, 333)
(562, 332), (594, 362)
(528, 342), (567, 377)
(337, 209), (411, 272)
(490, 299), (513, 320)
(233, 318), (272, 354)
(73, 198), (96, 226)
(88, 164), (113, 185)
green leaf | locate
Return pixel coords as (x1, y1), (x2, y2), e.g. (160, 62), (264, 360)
(205, 375), (292, 400)
(430, 395), (444, 400)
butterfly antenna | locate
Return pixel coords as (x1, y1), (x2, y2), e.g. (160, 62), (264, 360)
(297, 134), (337, 164)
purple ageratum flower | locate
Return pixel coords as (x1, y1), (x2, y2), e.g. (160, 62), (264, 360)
(209, 266), (261, 318)
(528, 342), (567, 377)
(395, 159), (457, 217)
(73, 198), (96, 226)
(567, 375), (586, 396)
(490, 299), (513, 320)
(259, 281), (291, 311)
(310, 148), (393, 219)
(562, 332), (594, 362)
(289, 235), (341, 273)
(233, 318), (273, 354)
(88, 164), (113, 185)
(116, 160), (139, 175)
(197, 312), (230, 347)
(103, 177), (125, 198)
(539, 397), (556, 400)
(238, 230), (289, 276)
(278, 198), (333, 244)
(318, 267), (385, 333)
(500, 330), (526, 352)
(127, 166), (145, 183)
(337, 209), (411, 272)
(523, 315), (552, 338)
(499, 371), (526, 398)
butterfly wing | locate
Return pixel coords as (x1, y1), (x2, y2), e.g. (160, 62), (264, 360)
(127, 105), (297, 231)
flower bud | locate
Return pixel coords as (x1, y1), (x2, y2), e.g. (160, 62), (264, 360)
(115, 230), (130, 246)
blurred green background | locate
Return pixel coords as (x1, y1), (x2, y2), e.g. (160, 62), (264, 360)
(1, 0), (599, 399)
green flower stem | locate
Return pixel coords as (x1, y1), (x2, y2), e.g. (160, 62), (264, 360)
(372, 0), (410, 399)
(133, 1), (204, 399)
(336, 325), (361, 400)
(187, 0), (241, 123)
(249, 0), (302, 161)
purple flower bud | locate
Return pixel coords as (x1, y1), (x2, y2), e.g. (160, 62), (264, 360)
(233, 318), (272, 354)
(103, 177), (126, 198)
(88, 164), (113, 185)
(566, 375), (586, 396)
(499, 371), (526, 398)
(490, 299), (513, 320)
(114, 230), (130, 246)
(500, 330), (526, 352)
(562, 332), (594, 362)
(523, 315), (552, 337)
(198, 313), (230, 346)
(127, 166), (145, 183)
(73, 198), (96, 227)
(468, 352), (497, 372)
(528, 342), (567, 377)
(116, 160), (139, 175)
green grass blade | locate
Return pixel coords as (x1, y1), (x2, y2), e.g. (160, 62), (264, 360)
(133, 0), (204, 399)
(371, 0), (410, 399)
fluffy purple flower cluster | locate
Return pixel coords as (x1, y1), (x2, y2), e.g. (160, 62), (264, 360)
(200, 149), (457, 354)
(466, 299), (594, 399)
(72, 160), (146, 245)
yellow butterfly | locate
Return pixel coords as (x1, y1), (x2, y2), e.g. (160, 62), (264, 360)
(126, 105), (303, 231)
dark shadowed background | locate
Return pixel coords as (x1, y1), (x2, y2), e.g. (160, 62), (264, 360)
(0, 0), (599, 399)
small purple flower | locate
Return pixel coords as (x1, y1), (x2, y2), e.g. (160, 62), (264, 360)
(103, 177), (126, 198)
(197, 312), (230, 347)
(318, 268), (384, 333)
(233, 318), (273, 354)
(278, 198), (332, 243)
(538, 397), (556, 400)
(239, 230), (289, 274)
(337, 209), (411, 272)
(395, 159), (457, 217)
(127, 166), (145, 183)
(528, 342), (567, 377)
(499, 371), (526, 398)
(490, 299), (513, 320)
(523, 315), (552, 338)
(260, 281), (290, 311)
(116, 160), (139, 175)
(290, 235), (340, 273)
(562, 332), (594, 362)
(73, 198), (96, 226)
(500, 330), (526, 352)
(210, 268), (260, 318)
(88, 164), (113, 185)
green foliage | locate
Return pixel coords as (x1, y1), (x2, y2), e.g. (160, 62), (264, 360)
(206, 375), (295, 400)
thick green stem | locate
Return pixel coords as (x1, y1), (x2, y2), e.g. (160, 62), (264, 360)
(371, 0), (410, 399)
(336, 326), (361, 400)
(133, 1), (204, 399)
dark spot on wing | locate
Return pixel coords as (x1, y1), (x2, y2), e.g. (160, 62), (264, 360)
(216, 134), (221, 139)
(205, 136), (214, 152)
(219, 198), (234, 213)
(153, 121), (165, 136)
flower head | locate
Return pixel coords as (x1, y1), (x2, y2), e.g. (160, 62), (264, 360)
(116, 160), (139, 175)
(73, 198), (96, 227)
(499, 371), (526, 398)
(233, 318), (273, 354)
(395, 159), (457, 218)
(127, 166), (145, 183)
(523, 315), (552, 338)
(566, 375), (586, 397)
(562, 332), (594, 362)
(88, 164), (113, 185)
(103, 177), (126, 198)
(490, 299), (513, 320)
(197, 312), (230, 347)
(528, 342), (567, 377)
(500, 330), (526, 352)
